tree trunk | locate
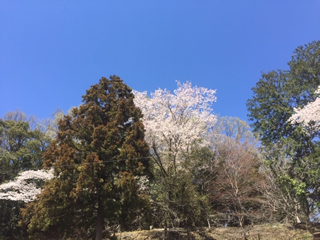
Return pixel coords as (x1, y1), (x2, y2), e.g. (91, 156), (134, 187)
(95, 199), (104, 240)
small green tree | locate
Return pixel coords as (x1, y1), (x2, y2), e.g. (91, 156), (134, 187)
(21, 76), (151, 240)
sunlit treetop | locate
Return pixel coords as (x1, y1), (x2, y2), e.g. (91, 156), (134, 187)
(133, 81), (217, 172)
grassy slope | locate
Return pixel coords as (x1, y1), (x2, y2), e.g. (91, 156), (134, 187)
(115, 224), (312, 240)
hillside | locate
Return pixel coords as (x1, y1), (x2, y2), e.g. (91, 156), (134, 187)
(114, 224), (312, 240)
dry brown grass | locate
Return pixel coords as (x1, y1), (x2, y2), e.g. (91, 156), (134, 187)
(113, 224), (312, 240)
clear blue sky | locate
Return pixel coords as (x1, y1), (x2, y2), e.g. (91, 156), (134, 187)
(1, 1), (320, 122)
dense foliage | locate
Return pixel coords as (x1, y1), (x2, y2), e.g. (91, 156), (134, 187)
(247, 40), (320, 224)
(0, 111), (51, 184)
(0, 111), (52, 239)
(19, 76), (152, 240)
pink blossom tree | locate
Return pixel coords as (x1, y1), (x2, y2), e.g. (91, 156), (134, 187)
(133, 81), (217, 174)
(133, 81), (217, 228)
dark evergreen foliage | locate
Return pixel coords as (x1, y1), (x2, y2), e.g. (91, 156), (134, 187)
(21, 76), (151, 240)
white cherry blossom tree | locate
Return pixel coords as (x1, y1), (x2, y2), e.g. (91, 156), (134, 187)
(289, 86), (320, 129)
(134, 81), (217, 228)
(133, 81), (217, 174)
(0, 169), (53, 202)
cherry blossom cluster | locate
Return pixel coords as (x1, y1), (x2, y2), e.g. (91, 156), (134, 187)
(0, 169), (54, 202)
(289, 86), (320, 129)
(133, 81), (217, 165)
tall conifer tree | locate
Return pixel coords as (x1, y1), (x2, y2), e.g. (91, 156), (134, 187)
(21, 76), (151, 240)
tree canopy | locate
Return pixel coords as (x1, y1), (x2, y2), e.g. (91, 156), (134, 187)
(20, 76), (152, 240)
(247, 40), (320, 223)
(0, 111), (51, 184)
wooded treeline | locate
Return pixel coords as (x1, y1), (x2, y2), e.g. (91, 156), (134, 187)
(1, 40), (320, 240)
